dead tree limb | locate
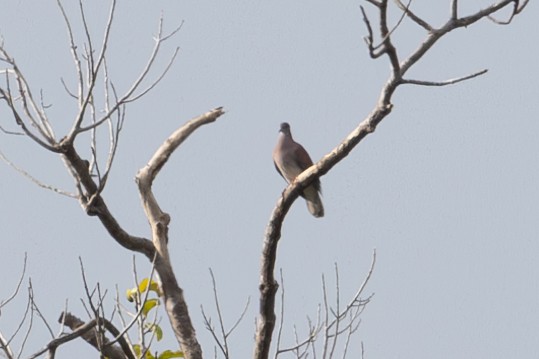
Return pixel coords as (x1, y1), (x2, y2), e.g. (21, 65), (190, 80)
(1, 2), (219, 359)
(254, 1), (529, 358)
(136, 107), (225, 359)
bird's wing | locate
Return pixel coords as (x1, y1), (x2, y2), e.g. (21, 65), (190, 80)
(293, 143), (314, 171)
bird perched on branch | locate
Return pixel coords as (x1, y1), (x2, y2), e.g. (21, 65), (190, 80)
(273, 122), (324, 218)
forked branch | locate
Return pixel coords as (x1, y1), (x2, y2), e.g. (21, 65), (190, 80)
(136, 107), (225, 359)
(202, 269), (250, 359)
(255, 1), (529, 359)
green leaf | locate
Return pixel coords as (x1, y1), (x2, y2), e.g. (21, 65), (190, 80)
(126, 288), (138, 302)
(149, 282), (161, 295)
(154, 325), (163, 341)
(138, 278), (151, 292)
(126, 278), (162, 303)
(142, 298), (159, 317)
(133, 345), (157, 359)
(145, 323), (163, 341)
(157, 350), (184, 359)
(138, 278), (162, 296)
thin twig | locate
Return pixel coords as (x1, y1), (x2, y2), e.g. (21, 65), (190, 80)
(321, 274), (330, 359)
(0, 150), (77, 197)
(106, 255), (157, 348)
(0, 70), (59, 151)
(18, 280), (36, 358)
(7, 280), (32, 347)
(328, 264), (341, 359)
(401, 68), (488, 86)
(0, 253), (27, 309)
(226, 296), (250, 337)
(66, 0), (117, 139)
(274, 269), (286, 359)
(56, 0), (84, 103)
(488, 0), (529, 24)
(201, 308), (227, 358)
(371, 0), (412, 53)
(77, 17), (183, 134)
(393, 0), (432, 31)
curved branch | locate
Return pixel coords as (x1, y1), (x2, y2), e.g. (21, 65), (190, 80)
(488, 0), (528, 25)
(136, 107), (225, 359)
(254, 101), (389, 359)
(0, 150), (77, 197)
(254, 1), (529, 358)
(31, 312), (136, 359)
(394, 0), (433, 30)
(0, 253), (27, 310)
(59, 142), (155, 258)
(401, 68), (488, 86)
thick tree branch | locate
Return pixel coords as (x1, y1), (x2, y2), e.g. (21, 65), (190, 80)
(58, 142), (155, 258)
(136, 107), (225, 359)
(37, 312), (135, 359)
(0, 332), (15, 359)
(254, 102), (389, 359)
(3, 5), (207, 359)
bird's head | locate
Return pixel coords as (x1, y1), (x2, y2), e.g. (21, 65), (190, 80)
(279, 122), (291, 136)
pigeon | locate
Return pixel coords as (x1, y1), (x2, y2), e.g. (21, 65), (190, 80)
(273, 122), (324, 218)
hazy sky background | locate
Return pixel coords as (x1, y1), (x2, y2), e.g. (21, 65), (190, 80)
(1, 1), (538, 358)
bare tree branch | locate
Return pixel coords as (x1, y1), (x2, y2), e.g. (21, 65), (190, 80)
(201, 268), (250, 359)
(393, 0), (433, 31)
(56, 0), (84, 104)
(450, 0), (458, 20)
(0, 49), (56, 145)
(0, 331), (15, 359)
(226, 297), (250, 338)
(41, 312), (134, 359)
(123, 45), (181, 104)
(361, 0), (401, 73)
(65, 0), (117, 140)
(254, 1), (529, 357)
(0, 255), (28, 359)
(0, 253), (27, 311)
(0, 69), (59, 152)
(208, 269), (229, 358)
(488, 0), (529, 25)
(274, 275), (321, 358)
(0, 1), (530, 359)
(273, 269), (287, 359)
(401, 69), (488, 86)
(4, 281), (32, 355)
(76, 17), (183, 134)
(135, 107), (224, 359)
(0, 150), (77, 197)
(106, 258), (157, 350)
(0, 124), (24, 135)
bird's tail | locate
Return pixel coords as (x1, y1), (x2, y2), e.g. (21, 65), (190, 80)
(304, 186), (324, 218)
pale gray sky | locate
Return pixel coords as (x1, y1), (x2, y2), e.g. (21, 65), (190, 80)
(1, 1), (538, 358)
